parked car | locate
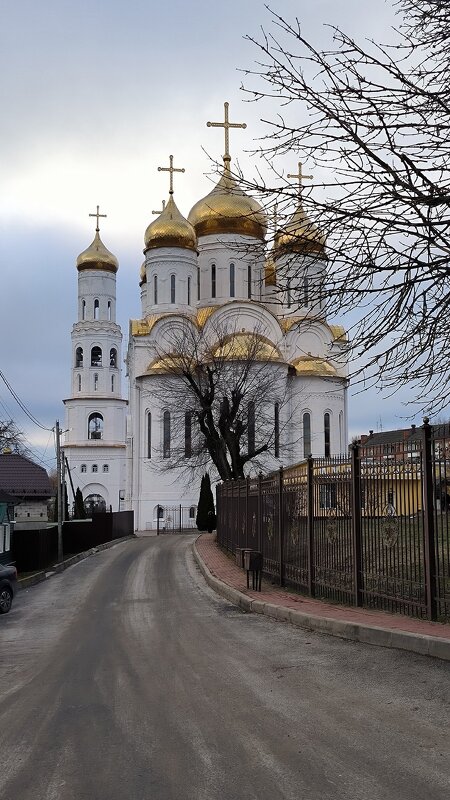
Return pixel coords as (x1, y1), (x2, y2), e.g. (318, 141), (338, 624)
(0, 564), (17, 614)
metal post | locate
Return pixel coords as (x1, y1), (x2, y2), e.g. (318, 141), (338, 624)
(258, 472), (263, 556)
(307, 456), (315, 597)
(278, 466), (284, 586)
(55, 420), (63, 563)
(61, 449), (66, 523)
(351, 443), (363, 606)
(157, 507), (160, 536)
(246, 476), (249, 549)
(422, 418), (437, 620)
(179, 503), (182, 532)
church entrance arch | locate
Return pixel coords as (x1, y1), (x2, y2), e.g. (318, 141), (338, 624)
(84, 493), (106, 514)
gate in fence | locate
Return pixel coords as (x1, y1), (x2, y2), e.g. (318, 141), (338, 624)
(156, 505), (197, 534)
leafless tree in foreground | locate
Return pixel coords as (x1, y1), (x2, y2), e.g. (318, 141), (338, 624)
(145, 320), (292, 481)
(0, 419), (28, 455)
(239, 0), (450, 414)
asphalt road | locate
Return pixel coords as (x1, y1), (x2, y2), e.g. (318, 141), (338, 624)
(0, 535), (449, 800)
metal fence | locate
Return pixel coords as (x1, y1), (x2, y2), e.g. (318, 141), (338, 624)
(156, 505), (197, 534)
(216, 420), (450, 622)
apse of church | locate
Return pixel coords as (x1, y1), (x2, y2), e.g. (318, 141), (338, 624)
(65, 102), (348, 531)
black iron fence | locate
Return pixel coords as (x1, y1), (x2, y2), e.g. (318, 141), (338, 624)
(217, 420), (450, 622)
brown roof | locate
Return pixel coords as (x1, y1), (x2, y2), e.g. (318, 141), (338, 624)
(359, 423), (449, 447)
(0, 453), (53, 500)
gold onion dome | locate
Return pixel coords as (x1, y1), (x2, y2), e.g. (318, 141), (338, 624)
(274, 200), (326, 259)
(76, 231), (119, 273)
(292, 356), (337, 377)
(144, 194), (197, 252)
(188, 161), (267, 241)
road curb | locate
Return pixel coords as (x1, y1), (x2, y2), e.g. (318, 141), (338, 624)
(192, 538), (450, 662)
(18, 536), (136, 590)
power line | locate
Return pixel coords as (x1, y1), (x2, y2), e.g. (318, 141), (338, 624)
(0, 369), (52, 431)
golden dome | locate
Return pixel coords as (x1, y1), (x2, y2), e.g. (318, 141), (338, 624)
(139, 262), (146, 285)
(274, 200), (326, 259)
(265, 255), (276, 287)
(188, 162), (267, 241)
(76, 231), (119, 273)
(292, 356), (337, 377)
(213, 333), (281, 362)
(144, 194), (197, 252)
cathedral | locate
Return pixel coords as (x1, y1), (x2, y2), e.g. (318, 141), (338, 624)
(64, 103), (348, 532)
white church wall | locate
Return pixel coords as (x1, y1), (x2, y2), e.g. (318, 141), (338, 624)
(197, 234), (265, 307)
(143, 247), (197, 317)
(78, 271), (117, 322)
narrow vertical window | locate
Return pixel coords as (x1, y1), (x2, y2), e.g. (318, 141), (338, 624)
(185, 412), (192, 458)
(229, 263), (235, 297)
(303, 412), (311, 458)
(274, 402), (280, 458)
(303, 276), (309, 307)
(154, 275), (158, 304)
(170, 274), (176, 304)
(187, 276), (191, 306)
(147, 412), (151, 459)
(78, 374), (82, 392)
(94, 373), (98, 391)
(339, 411), (343, 453)
(248, 402), (255, 454)
(247, 263), (252, 299)
(211, 264), (216, 298)
(75, 347), (83, 367)
(197, 265), (200, 300)
(324, 412), (331, 457)
(163, 411), (171, 458)
(94, 299), (99, 320)
(287, 279), (292, 308)
(82, 300), (86, 320)
(110, 348), (117, 367)
(111, 375), (115, 392)
(107, 300), (111, 320)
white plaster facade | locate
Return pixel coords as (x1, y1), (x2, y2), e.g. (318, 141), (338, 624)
(64, 234), (127, 513)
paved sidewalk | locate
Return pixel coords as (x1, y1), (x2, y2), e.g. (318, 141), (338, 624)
(194, 533), (450, 661)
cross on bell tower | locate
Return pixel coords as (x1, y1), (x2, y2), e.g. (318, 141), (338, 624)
(158, 155), (185, 195)
(207, 101), (247, 163)
(89, 205), (107, 232)
(287, 162), (313, 197)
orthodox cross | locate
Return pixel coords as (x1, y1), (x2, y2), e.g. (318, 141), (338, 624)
(158, 155), (185, 195)
(89, 205), (107, 232)
(152, 200), (166, 216)
(207, 101), (247, 161)
(287, 162), (313, 196)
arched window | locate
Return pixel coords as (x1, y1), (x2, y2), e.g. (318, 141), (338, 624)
(94, 299), (99, 320)
(248, 402), (255, 454)
(81, 464), (87, 473)
(88, 412), (103, 440)
(154, 275), (158, 304)
(92, 464), (98, 473)
(147, 412), (151, 459)
(274, 402), (280, 459)
(91, 346), (102, 367)
(185, 412), (192, 458)
(229, 263), (235, 297)
(170, 274), (176, 304)
(303, 412), (311, 458)
(102, 464), (109, 473)
(107, 301), (111, 320)
(247, 264), (252, 299)
(339, 411), (344, 453)
(163, 411), (170, 458)
(324, 412), (331, 457)
(211, 264), (216, 298)
(111, 375), (115, 392)
(82, 300), (86, 320)
(189, 506), (196, 519)
(75, 347), (83, 367)
(187, 276), (191, 306)
(110, 348), (117, 367)
(78, 374), (82, 392)
(94, 373), (98, 391)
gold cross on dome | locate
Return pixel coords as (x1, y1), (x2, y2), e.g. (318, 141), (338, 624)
(158, 155), (185, 195)
(152, 200), (166, 216)
(287, 162), (313, 196)
(89, 205), (107, 232)
(207, 101), (247, 161)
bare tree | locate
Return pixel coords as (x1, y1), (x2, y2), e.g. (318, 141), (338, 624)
(145, 319), (292, 481)
(0, 419), (28, 455)
(240, 0), (450, 414)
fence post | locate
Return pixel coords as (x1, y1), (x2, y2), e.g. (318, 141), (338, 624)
(422, 417), (437, 620)
(237, 478), (240, 550)
(278, 466), (284, 586)
(307, 456), (315, 597)
(246, 476), (249, 549)
(351, 443), (363, 607)
(258, 472), (263, 556)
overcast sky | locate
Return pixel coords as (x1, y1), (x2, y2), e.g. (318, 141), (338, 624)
(0, 0), (431, 472)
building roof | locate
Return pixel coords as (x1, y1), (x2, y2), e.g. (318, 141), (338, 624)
(0, 453), (53, 500)
(359, 423), (449, 447)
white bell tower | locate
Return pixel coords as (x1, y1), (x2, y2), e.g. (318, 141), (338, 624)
(64, 207), (127, 513)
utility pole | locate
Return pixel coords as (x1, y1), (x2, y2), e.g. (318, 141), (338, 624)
(55, 420), (63, 562)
